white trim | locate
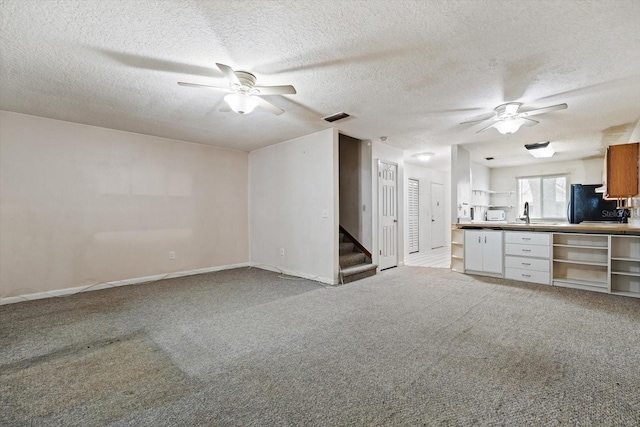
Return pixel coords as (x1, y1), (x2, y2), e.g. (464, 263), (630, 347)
(0, 262), (250, 305)
(250, 263), (337, 286)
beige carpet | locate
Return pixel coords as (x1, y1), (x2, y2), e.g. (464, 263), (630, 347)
(1, 266), (639, 426)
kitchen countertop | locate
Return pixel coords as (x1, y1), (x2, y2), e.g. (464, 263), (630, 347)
(453, 221), (640, 235)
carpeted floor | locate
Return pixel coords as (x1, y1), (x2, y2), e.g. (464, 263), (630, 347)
(1, 266), (639, 426)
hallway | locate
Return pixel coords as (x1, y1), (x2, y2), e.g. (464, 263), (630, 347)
(404, 246), (450, 268)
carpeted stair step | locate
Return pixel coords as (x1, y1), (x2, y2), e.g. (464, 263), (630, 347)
(340, 263), (378, 284)
(340, 252), (366, 268)
(339, 241), (355, 255)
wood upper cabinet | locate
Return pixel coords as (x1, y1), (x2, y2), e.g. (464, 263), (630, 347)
(604, 142), (639, 199)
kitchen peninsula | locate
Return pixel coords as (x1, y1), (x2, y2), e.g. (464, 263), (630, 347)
(451, 222), (640, 299)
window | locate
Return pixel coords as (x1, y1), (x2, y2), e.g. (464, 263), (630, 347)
(517, 174), (569, 220)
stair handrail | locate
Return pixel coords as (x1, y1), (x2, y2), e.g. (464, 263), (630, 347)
(339, 225), (372, 259)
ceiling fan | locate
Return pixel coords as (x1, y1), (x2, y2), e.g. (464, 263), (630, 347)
(461, 102), (568, 134)
(178, 63), (296, 115)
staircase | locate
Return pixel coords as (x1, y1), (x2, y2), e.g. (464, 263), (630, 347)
(339, 230), (377, 284)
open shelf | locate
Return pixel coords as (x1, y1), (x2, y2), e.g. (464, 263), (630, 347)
(553, 247), (608, 265)
(553, 244), (608, 250)
(553, 259), (608, 267)
(553, 279), (609, 292)
(611, 274), (640, 296)
(451, 228), (465, 273)
(552, 234), (609, 291)
(609, 236), (640, 297)
(553, 233), (609, 248)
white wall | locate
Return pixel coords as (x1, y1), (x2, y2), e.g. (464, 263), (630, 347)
(451, 145), (471, 223)
(249, 128), (339, 284)
(490, 158), (604, 222)
(372, 141), (404, 266)
(0, 111), (249, 299)
(470, 162), (491, 221)
(404, 162), (451, 256)
(629, 119), (640, 143)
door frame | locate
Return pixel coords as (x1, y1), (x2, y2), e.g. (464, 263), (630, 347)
(377, 159), (398, 270)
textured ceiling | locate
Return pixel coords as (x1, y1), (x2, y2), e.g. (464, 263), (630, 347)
(1, 0), (640, 170)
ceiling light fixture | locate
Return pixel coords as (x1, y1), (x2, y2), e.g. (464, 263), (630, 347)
(224, 93), (259, 114)
(525, 141), (555, 158)
(412, 152), (435, 162)
(494, 117), (526, 135)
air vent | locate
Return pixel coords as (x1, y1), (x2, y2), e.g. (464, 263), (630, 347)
(323, 112), (350, 123)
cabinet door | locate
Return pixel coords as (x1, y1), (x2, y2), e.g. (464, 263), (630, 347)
(464, 231), (484, 272)
(606, 143), (639, 198)
(482, 231), (503, 274)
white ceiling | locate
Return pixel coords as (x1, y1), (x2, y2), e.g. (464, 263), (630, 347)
(2, 0), (639, 170)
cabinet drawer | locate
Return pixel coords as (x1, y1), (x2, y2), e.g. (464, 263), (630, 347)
(505, 267), (550, 285)
(505, 256), (550, 272)
(505, 243), (549, 258)
(505, 232), (550, 246)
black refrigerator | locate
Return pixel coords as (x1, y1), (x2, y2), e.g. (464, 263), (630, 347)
(568, 184), (627, 224)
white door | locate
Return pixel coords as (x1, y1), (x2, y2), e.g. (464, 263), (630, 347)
(408, 178), (419, 254)
(431, 182), (445, 249)
(378, 161), (398, 270)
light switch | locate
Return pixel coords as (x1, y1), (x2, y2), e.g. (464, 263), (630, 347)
(321, 209), (328, 218)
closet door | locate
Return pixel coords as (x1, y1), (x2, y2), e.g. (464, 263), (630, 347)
(408, 179), (419, 253)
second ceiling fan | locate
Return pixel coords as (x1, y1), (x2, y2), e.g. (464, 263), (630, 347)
(178, 63), (296, 115)
(461, 102), (568, 134)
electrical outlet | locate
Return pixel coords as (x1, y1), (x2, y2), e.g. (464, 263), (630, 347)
(169, 251), (176, 260)
(280, 248), (285, 256)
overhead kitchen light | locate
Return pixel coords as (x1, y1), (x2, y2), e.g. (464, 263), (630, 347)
(412, 152), (435, 161)
(224, 93), (259, 114)
(525, 141), (555, 158)
(494, 117), (526, 135)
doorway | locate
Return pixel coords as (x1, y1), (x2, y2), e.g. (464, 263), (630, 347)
(408, 178), (419, 254)
(430, 182), (445, 249)
(378, 160), (398, 270)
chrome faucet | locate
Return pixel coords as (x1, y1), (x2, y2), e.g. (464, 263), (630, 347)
(520, 202), (530, 224)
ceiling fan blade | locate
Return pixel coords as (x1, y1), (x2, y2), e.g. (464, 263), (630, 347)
(521, 117), (539, 127)
(216, 63), (241, 85)
(519, 103), (568, 117)
(460, 113), (495, 125)
(255, 97), (284, 115)
(253, 85), (297, 95)
(476, 122), (498, 133)
(178, 81), (229, 91)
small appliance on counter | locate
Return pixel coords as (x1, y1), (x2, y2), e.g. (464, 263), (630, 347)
(568, 184), (628, 224)
(486, 210), (506, 222)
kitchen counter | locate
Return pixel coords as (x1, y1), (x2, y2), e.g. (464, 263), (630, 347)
(454, 222), (640, 235)
(450, 222), (640, 299)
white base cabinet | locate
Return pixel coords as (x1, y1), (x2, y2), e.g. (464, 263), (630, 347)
(464, 230), (503, 277)
(504, 232), (551, 285)
(453, 227), (639, 299)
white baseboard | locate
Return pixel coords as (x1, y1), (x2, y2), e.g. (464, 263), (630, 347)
(249, 263), (337, 286)
(0, 262), (250, 306)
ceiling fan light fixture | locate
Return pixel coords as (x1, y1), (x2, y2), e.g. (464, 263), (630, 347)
(525, 141), (555, 158)
(224, 93), (259, 114)
(494, 118), (525, 135)
(412, 152), (435, 162)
